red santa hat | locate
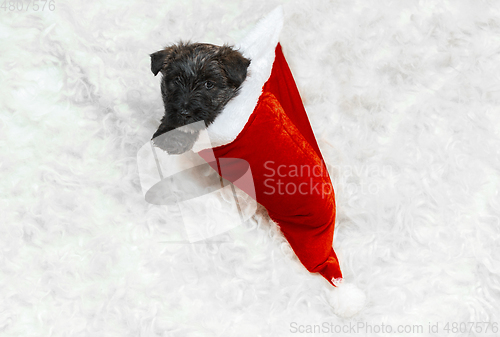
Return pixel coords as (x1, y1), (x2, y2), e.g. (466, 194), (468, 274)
(193, 6), (366, 317)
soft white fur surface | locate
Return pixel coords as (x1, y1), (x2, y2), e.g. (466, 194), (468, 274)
(2, 1), (500, 336)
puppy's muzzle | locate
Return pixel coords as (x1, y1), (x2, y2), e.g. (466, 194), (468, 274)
(153, 128), (200, 154)
(180, 109), (192, 117)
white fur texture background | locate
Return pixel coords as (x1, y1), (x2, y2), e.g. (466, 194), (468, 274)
(2, 0), (500, 336)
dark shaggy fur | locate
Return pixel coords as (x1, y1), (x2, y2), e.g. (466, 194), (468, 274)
(150, 42), (250, 154)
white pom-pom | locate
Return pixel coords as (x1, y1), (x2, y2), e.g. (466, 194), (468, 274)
(327, 279), (367, 318)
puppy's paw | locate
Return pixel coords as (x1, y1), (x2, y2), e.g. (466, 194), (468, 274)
(152, 129), (199, 155)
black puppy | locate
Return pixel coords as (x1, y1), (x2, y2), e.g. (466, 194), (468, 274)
(150, 42), (250, 154)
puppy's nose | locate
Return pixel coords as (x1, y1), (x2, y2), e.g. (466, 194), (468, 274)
(180, 109), (191, 117)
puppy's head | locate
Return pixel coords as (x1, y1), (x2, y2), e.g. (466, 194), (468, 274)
(150, 42), (250, 133)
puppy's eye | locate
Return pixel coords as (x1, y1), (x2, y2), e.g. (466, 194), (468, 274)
(205, 81), (214, 90)
(175, 76), (182, 85)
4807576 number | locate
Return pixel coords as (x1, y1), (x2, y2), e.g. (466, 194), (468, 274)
(1, 0), (55, 11)
(443, 322), (498, 334)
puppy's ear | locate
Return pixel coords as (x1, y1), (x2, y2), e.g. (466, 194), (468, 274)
(217, 46), (251, 88)
(150, 46), (176, 76)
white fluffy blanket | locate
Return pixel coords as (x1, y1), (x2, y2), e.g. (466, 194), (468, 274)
(2, 0), (499, 336)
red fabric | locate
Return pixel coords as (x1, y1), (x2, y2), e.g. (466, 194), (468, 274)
(263, 44), (323, 159)
(198, 44), (342, 285)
